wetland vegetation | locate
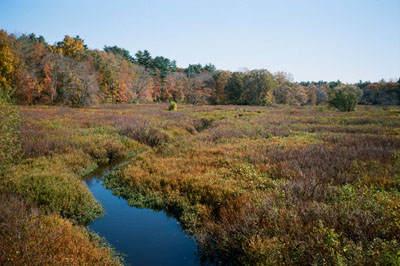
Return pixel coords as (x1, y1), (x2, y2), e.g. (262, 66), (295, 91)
(1, 101), (400, 265)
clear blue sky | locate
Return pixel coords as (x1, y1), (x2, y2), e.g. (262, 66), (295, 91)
(1, 0), (399, 82)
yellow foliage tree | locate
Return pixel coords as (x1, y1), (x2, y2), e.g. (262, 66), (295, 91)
(0, 31), (18, 90)
(49, 35), (86, 59)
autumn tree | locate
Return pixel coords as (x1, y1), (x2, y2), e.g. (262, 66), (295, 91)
(291, 85), (308, 105)
(163, 73), (186, 102)
(89, 50), (119, 102)
(14, 38), (58, 105)
(273, 72), (302, 105)
(90, 50), (144, 103)
(275, 71), (294, 84)
(212, 70), (231, 104)
(50, 35), (87, 60)
(305, 85), (317, 105)
(182, 76), (212, 105)
(360, 82), (400, 105)
(0, 30), (18, 98)
(151, 72), (179, 102)
(242, 69), (276, 105)
(3, 30), (398, 108)
(131, 65), (153, 102)
(315, 84), (329, 104)
(274, 84), (295, 105)
(14, 66), (37, 104)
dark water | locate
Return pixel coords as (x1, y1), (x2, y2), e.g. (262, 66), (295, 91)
(85, 164), (199, 266)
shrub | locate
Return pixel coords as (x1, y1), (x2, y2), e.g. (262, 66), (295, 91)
(169, 101), (177, 111)
(19, 123), (70, 158)
(193, 118), (213, 132)
(120, 126), (169, 147)
(74, 132), (128, 165)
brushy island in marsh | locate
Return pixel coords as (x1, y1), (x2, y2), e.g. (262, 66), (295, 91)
(1, 101), (400, 265)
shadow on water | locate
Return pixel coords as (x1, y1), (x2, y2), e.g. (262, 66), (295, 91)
(85, 161), (201, 266)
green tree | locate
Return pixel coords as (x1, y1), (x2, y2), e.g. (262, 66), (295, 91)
(242, 69), (276, 105)
(153, 56), (172, 79)
(185, 64), (202, 77)
(203, 63), (216, 73)
(135, 50), (153, 69)
(225, 72), (244, 104)
(329, 85), (363, 112)
(104, 45), (134, 62)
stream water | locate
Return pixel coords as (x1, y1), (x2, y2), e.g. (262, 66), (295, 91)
(85, 163), (199, 266)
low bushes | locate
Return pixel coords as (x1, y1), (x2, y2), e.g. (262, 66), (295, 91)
(1, 151), (103, 225)
(0, 194), (123, 266)
(193, 118), (213, 132)
(19, 120), (132, 164)
(2, 109), (138, 225)
(201, 185), (400, 265)
(0, 99), (21, 174)
(19, 122), (70, 158)
(74, 130), (129, 165)
(4, 104), (400, 265)
(99, 104), (400, 265)
(118, 124), (169, 147)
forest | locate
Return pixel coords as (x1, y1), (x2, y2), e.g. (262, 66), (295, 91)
(1, 30), (399, 108)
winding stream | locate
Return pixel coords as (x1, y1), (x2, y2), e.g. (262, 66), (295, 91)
(85, 162), (199, 266)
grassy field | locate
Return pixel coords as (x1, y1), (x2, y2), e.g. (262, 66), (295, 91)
(1, 103), (400, 265)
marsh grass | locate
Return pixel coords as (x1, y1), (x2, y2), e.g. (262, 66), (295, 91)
(95, 104), (400, 265)
(2, 103), (400, 265)
(0, 194), (123, 266)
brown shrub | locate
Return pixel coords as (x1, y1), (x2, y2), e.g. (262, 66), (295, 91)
(19, 123), (70, 158)
(193, 118), (213, 132)
(119, 125), (168, 147)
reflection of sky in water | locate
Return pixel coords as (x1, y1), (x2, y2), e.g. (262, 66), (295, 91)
(86, 169), (198, 266)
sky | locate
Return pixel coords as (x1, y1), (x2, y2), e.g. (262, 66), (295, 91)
(0, 0), (399, 82)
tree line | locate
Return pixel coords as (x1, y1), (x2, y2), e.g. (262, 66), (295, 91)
(0, 30), (399, 108)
